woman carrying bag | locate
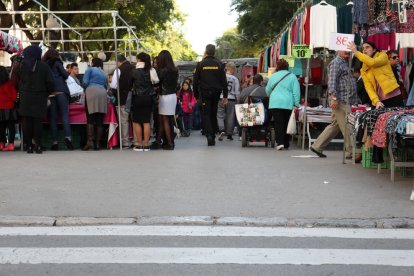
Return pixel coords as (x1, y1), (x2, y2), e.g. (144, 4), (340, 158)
(265, 59), (300, 151)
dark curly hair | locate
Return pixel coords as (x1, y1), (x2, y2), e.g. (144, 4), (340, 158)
(0, 66), (9, 85)
(276, 59), (289, 71)
(91, 57), (104, 69)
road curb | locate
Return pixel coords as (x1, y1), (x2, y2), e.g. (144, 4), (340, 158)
(1, 216), (414, 228)
(0, 216), (55, 226)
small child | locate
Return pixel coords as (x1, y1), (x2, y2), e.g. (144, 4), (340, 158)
(0, 66), (18, 151)
(177, 80), (196, 136)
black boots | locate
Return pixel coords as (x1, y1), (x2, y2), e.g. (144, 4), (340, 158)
(64, 138), (74, 150)
(207, 135), (215, 146)
(95, 126), (103, 151)
(27, 144), (42, 154)
(82, 124), (94, 151)
(82, 125), (104, 151)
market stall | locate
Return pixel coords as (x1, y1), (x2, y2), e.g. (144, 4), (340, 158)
(0, 0), (145, 149)
(255, 0), (414, 198)
(42, 104), (118, 149)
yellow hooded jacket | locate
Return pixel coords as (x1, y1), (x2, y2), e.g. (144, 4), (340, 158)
(354, 51), (399, 106)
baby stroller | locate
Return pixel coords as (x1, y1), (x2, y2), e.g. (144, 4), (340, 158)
(237, 96), (275, 148)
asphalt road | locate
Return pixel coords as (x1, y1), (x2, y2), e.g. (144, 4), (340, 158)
(0, 132), (413, 220)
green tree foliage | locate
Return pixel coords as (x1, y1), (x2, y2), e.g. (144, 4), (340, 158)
(231, 0), (299, 49)
(141, 22), (198, 61)
(215, 28), (259, 59)
(0, 0), (197, 60)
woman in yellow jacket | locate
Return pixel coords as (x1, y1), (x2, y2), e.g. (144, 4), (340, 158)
(348, 41), (403, 108)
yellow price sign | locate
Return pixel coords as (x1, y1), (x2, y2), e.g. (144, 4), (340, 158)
(292, 45), (311, 59)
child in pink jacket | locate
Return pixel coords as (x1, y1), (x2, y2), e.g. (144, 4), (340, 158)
(177, 80), (196, 136)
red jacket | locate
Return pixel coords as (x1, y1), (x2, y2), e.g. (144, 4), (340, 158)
(177, 89), (196, 113)
(0, 81), (17, 109)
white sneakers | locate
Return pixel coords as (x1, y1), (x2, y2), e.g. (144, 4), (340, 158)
(276, 145), (284, 151)
(218, 132), (225, 141)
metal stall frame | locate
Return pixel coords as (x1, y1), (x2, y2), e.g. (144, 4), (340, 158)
(0, 6), (146, 150)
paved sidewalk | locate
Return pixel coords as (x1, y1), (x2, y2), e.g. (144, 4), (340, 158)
(0, 133), (413, 221)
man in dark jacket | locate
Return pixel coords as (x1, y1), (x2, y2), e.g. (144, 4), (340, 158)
(238, 74), (268, 104)
(352, 66), (370, 105)
(111, 55), (134, 148)
(193, 44), (228, 146)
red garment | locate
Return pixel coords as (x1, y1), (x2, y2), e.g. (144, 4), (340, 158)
(397, 9), (414, 33)
(372, 110), (414, 148)
(304, 6), (311, 45)
(372, 112), (396, 148)
(0, 81), (17, 109)
(367, 33), (395, 51)
(177, 90), (196, 113)
(291, 19), (298, 45)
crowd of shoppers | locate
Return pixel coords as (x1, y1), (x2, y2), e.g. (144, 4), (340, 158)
(1, 41), (410, 155)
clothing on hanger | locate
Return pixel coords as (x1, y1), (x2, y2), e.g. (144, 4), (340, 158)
(310, 2), (337, 49)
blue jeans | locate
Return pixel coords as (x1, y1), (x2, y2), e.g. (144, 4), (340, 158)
(50, 93), (71, 142)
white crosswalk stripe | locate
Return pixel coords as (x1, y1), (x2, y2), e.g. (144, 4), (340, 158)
(1, 225), (414, 239)
(1, 247), (414, 266)
(1, 226), (414, 267)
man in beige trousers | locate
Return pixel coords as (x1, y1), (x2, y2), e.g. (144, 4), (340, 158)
(310, 51), (358, 158)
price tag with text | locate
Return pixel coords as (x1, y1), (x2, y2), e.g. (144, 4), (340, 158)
(292, 45), (311, 59)
(329, 33), (355, 51)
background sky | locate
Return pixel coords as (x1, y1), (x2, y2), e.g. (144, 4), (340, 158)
(175, 0), (238, 56)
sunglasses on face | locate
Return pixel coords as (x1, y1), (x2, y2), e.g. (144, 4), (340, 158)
(390, 56), (399, 60)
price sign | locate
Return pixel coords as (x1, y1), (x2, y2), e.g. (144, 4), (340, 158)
(329, 33), (355, 51)
(292, 45), (311, 59)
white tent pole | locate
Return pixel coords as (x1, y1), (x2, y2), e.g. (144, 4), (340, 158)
(302, 58), (310, 150)
(113, 12), (123, 150)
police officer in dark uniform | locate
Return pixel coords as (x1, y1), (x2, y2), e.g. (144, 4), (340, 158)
(193, 44), (228, 146)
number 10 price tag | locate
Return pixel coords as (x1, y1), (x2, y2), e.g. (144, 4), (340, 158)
(292, 45), (311, 59)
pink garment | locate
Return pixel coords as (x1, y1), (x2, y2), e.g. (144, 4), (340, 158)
(376, 82), (401, 101)
(44, 103), (119, 148)
(304, 6), (311, 45)
(367, 33), (395, 51)
(242, 66), (254, 86)
(270, 43), (276, 68)
(178, 90), (196, 113)
(276, 37), (282, 61)
(272, 42), (278, 67)
(372, 110), (414, 148)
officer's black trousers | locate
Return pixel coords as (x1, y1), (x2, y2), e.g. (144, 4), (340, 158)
(201, 91), (220, 138)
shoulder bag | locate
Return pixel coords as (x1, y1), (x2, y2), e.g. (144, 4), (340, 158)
(269, 72), (291, 97)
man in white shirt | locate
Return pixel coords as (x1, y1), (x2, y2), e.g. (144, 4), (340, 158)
(217, 62), (240, 141)
(66, 63), (84, 98)
(69, 63), (81, 85)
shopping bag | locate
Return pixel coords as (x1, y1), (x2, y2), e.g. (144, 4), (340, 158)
(286, 109), (296, 135)
(235, 102), (265, 127)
